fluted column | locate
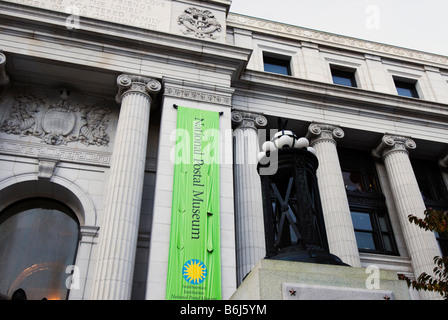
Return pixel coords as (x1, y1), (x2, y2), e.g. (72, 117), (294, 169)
(306, 123), (361, 267)
(92, 74), (161, 300)
(232, 111), (268, 285)
(373, 135), (441, 300)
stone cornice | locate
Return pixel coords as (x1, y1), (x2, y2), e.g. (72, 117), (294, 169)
(227, 13), (448, 69)
(234, 70), (448, 129)
(0, 2), (252, 82)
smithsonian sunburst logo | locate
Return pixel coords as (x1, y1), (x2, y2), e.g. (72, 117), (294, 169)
(182, 259), (208, 285)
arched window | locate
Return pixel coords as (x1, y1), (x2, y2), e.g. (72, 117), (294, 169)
(0, 198), (79, 300)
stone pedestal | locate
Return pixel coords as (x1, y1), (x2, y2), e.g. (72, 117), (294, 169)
(231, 259), (411, 300)
(91, 75), (161, 300)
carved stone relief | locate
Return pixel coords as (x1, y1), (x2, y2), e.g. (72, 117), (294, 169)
(0, 89), (112, 147)
(178, 7), (222, 39)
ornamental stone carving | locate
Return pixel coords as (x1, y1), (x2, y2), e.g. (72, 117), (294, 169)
(0, 89), (112, 147)
(372, 135), (417, 160)
(178, 7), (222, 39)
(306, 123), (345, 145)
(231, 111), (268, 131)
(115, 74), (162, 103)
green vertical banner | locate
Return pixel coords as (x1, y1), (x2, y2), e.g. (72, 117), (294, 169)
(166, 106), (221, 300)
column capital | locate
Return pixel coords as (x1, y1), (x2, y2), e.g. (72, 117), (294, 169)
(0, 52), (10, 86)
(306, 123), (345, 146)
(439, 152), (448, 168)
(372, 134), (417, 160)
(231, 111), (267, 131)
(115, 74), (161, 103)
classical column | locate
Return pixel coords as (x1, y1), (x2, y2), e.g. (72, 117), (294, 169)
(439, 152), (448, 169)
(373, 135), (441, 300)
(91, 74), (161, 300)
(0, 52), (10, 86)
(306, 123), (361, 267)
(232, 111), (268, 284)
(439, 153), (448, 189)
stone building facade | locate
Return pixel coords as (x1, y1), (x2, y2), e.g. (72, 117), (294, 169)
(0, 0), (447, 300)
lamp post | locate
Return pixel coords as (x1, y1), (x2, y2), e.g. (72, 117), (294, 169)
(257, 130), (347, 265)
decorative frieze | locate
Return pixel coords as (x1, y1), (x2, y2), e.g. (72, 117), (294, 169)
(0, 90), (112, 147)
(178, 7), (222, 40)
(0, 140), (111, 166)
(227, 13), (448, 67)
(164, 85), (232, 106)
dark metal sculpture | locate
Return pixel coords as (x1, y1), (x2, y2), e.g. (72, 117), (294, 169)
(257, 130), (348, 266)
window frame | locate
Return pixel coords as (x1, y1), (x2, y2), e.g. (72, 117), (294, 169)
(330, 66), (358, 88)
(263, 52), (292, 76)
(338, 148), (399, 256)
(350, 207), (399, 255)
(393, 77), (419, 98)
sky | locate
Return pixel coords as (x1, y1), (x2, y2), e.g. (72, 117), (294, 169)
(229, 0), (448, 56)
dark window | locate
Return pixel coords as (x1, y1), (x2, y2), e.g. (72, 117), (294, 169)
(0, 199), (79, 300)
(394, 78), (419, 98)
(351, 210), (397, 254)
(339, 149), (398, 255)
(331, 67), (357, 87)
(412, 159), (448, 205)
(411, 158), (448, 256)
(263, 54), (291, 76)
(342, 170), (378, 193)
(351, 211), (376, 250)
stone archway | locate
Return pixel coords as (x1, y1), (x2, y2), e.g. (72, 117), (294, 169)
(0, 173), (97, 226)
